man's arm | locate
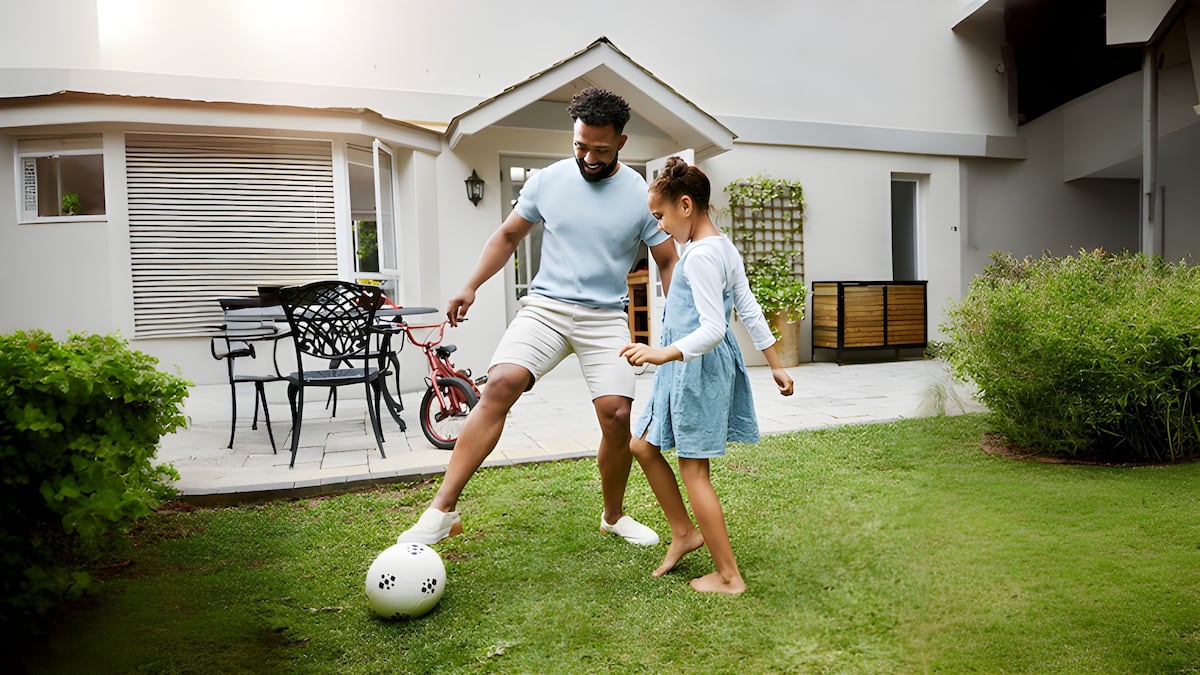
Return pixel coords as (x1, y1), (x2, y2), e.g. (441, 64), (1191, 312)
(648, 239), (679, 297)
(447, 210), (537, 325)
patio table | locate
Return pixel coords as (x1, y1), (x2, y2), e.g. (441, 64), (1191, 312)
(223, 303), (440, 428)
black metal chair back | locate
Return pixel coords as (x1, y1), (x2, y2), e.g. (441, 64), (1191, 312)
(278, 280), (387, 467)
(281, 281), (381, 363)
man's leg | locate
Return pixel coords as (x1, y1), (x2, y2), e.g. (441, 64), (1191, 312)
(594, 394), (659, 545)
(430, 363), (531, 512)
(593, 393), (633, 524)
(396, 364), (530, 544)
(574, 306), (660, 546)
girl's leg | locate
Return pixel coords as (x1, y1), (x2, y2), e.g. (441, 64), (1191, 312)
(630, 434), (705, 576)
(678, 458), (745, 595)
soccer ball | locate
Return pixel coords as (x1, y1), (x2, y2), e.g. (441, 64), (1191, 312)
(364, 542), (446, 619)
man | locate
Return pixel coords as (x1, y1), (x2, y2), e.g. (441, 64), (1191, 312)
(397, 87), (679, 546)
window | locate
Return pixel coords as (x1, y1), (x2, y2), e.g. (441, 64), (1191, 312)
(346, 141), (400, 300)
(125, 133), (336, 337)
(19, 137), (106, 220)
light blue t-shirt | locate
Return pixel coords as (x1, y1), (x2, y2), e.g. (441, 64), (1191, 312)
(514, 159), (668, 310)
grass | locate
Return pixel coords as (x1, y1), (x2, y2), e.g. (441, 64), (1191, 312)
(24, 414), (1200, 673)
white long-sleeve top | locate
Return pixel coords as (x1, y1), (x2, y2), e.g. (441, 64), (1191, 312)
(669, 236), (778, 362)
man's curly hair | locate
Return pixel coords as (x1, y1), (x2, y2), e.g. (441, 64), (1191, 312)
(566, 87), (631, 134)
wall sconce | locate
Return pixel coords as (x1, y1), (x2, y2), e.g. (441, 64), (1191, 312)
(464, 169), (485, 206)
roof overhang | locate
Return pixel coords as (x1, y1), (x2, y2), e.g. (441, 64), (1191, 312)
(0, 91), (443, 153)
(445, 37), (735, 161)
(1105, 0), (1187, 47)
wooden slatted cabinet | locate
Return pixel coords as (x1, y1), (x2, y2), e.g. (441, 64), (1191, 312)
(811, 281), (927, 363)
(626, 270), (651, 344)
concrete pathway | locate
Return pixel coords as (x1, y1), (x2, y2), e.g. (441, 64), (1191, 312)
(156, 357), (985, 504)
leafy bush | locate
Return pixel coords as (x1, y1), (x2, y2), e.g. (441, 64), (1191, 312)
(0, 330), (189, 630)
(746, 249), (807, 328)
(942, 249), (1200, 463)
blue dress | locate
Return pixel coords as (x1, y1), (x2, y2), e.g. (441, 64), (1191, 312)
(633, 242), (760, 458)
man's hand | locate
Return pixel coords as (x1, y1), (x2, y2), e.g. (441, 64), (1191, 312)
(446, 289), (476, 327)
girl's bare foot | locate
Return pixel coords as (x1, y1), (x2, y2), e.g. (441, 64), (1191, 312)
(652, 528), (705, 577)
(689, 572), (746, 595)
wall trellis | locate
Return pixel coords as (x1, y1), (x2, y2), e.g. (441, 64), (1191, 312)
(725, 176), (806, 281)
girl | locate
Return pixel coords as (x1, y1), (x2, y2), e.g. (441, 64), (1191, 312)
(620, 157), (794, 595)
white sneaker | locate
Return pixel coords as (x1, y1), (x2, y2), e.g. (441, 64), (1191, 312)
(600, 514), (660, 546)
(397, 507), (462, 545)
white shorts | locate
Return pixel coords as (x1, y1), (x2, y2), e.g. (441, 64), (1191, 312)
(489, 295), (635, 399)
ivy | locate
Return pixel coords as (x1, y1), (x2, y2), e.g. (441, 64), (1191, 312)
(746, 249), (807, 335)
(723, 175), (807, 331)
(724, 174), (805, 213)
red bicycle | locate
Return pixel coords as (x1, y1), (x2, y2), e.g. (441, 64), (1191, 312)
(396, 320), (486, 449)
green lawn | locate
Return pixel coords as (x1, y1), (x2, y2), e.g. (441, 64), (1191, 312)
(25, 414), (1200, 673)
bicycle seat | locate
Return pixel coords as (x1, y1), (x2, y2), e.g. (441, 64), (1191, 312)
(436, 344), (457, 359)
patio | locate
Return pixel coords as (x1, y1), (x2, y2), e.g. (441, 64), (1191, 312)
(156, 357), (985, 503)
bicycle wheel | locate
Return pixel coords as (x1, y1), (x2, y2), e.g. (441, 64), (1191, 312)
(419, 376), (478, 450)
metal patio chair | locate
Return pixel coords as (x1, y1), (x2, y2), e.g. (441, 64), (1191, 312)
(279, 280), (388, 468)
(210, 296), (289, 452)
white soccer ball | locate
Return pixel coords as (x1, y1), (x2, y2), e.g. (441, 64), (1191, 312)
(364, 542), (446, 619)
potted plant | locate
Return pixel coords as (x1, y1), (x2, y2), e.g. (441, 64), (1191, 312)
(746, 249), (806, 327)
(722, 174), (807, 365)
(745, 249), (806, 365)
(61, 192), (80, 216)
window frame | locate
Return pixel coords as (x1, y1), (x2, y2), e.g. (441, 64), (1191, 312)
(15, 136), (107, 224)
(346, 139), (403, 301)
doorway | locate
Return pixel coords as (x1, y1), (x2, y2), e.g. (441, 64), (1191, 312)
(499, 156), (556, 320)
(891, 175), (921, 281)
(497, 155), (649, 322)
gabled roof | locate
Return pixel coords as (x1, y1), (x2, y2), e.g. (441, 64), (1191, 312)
(444, 37), (735, 161)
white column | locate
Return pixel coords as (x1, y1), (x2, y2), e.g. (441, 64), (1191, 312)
(1141, 46), (1162, 257)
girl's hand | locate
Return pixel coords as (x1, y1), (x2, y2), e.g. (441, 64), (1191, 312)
(620, 343), (672, 366)
(772, 368), (794, 396)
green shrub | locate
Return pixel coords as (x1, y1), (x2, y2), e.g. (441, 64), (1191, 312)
(942, 249), (1200, 463)
(0, 330), (189, 630)
(745, 249), (807, 329)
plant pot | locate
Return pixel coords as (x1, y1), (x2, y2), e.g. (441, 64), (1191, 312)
(770, 310), (801, 367)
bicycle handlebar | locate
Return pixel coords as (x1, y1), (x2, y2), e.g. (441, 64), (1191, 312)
(399, 320), (450, 349)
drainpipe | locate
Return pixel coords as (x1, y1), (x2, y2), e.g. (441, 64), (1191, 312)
(1141, 45), (1162, 257)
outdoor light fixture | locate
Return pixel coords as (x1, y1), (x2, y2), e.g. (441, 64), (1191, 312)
(464, 169), (485, 206)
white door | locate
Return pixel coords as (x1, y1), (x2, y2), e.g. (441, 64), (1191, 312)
(643, 149), (694, 346)
(372, 140), (400, 299)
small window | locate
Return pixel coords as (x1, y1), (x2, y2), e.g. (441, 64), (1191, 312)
(18, 138), (106, 220)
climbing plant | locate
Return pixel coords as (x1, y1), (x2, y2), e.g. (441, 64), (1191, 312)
(724, 175), (806, 324)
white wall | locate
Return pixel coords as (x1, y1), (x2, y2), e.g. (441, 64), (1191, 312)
(0, 132), (116, 338)
(961, 108), (1141, 292)
(1160, 124), (1200, 258)
(704, 143), (964, 357)
(0, 0), (1012, 137)
(1062, 64), (1199, 181)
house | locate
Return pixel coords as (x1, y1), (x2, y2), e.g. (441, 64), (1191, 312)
(1, 0), (1197, 386)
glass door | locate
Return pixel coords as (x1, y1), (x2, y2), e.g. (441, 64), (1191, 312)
(347, 140), (401, 300)
(644, 149), (694, 346)
(499, 156), (556, 320)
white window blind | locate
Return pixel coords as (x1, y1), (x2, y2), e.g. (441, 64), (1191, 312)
(125, 134), (337, 337)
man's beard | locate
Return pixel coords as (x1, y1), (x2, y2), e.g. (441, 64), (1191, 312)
(575, 153), (620, 183)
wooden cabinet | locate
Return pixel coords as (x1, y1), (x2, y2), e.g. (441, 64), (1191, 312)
(626, 270), (651, 344)
(811, 281), (927, 363)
